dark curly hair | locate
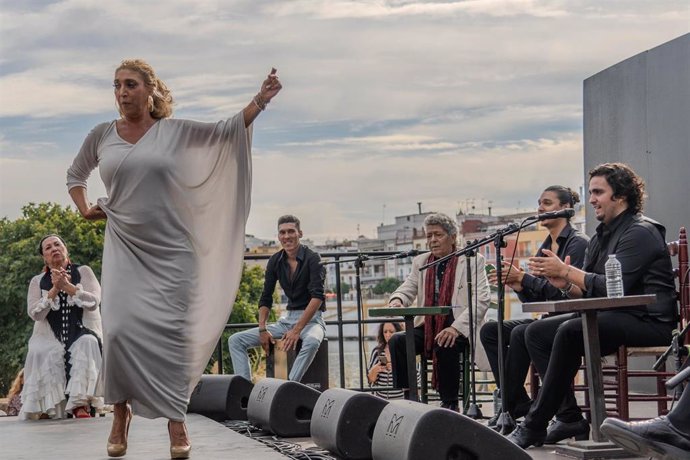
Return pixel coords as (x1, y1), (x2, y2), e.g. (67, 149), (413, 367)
(588, 163), (645, 214)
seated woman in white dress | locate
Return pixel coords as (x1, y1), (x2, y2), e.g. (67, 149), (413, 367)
(20, 235), (104, 419)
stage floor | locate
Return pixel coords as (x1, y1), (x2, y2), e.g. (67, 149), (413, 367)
(0, 413), (285, 460)
(0, 405), (655, 459)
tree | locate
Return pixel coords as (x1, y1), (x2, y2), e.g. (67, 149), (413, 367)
(0, 203), (105, 395)
(373, 277), (402, 295)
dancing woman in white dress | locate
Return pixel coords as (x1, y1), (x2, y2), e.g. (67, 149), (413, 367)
(67, 59), (281, 459)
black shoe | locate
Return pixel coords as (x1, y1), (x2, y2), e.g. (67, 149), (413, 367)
(544, 418), (590, 444)
(600, 417), (690, 460)
(489, 399), (532, 428)
(441, 401), (459, 412)
(491, 412), (517, 435)
(488, 412), (500, 428)
(506, 423), (546, 449)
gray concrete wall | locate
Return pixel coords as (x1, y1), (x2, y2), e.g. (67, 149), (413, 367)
(583, 34), (689, 394)
(583, 33), (690, 239)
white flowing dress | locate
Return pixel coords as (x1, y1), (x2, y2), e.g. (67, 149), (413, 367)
(66, 112), (251, 419)
(21, 266), (104, 419)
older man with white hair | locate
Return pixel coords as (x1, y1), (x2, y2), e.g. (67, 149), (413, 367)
(387, 213), (491, 411)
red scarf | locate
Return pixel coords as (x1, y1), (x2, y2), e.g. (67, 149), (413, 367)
(423, 254), (457, 389)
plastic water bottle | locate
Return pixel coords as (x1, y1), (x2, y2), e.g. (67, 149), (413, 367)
(605, 254), (624, 298)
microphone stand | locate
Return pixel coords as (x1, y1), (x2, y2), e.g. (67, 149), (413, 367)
(321, 250), (422, 390)
(421, 218), (536, 433)
(463, 240), (482, 419)
(322, 253), (369, 390)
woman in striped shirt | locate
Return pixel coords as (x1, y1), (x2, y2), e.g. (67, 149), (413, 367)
(367, 322), (404, 399)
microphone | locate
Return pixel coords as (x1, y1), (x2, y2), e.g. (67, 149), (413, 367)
(392, 249), (421, 259)
(533, 208), (575, 221)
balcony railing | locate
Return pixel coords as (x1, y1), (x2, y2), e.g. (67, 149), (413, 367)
(217, 250), (409, 390)
(215, 250), (495, 404)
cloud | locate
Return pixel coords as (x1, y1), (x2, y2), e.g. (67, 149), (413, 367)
(269, 0), (570, 20)
(248, 132), (583, 240)
(0, 0), (687, 241)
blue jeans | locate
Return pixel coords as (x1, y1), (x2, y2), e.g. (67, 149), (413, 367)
(228, 310), (325, 382)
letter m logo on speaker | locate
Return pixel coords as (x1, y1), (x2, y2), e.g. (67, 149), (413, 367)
(256, 386), (268, 403)
(385, 413), (404, 438)
(320, 399), (335, 418)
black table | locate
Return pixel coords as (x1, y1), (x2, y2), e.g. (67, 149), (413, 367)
(523, 294), (657, 452)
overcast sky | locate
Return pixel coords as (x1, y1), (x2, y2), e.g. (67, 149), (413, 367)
(1, 0), (688, 242)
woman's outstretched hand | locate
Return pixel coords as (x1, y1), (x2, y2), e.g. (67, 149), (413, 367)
(260, 68), (282, 103)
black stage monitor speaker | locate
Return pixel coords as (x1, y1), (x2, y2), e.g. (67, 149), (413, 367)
(247, 377), (321, 437)
(311, 388), (389, 460)
(372, 400), (532, 460)
(187, 374), (254, 421)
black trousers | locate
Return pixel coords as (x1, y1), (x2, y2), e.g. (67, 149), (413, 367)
(523, 312), (675, 430)
(389, 326), (468, 403)
(480, 318), (582, 421)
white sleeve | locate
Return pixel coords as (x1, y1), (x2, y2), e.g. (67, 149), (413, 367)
(389, 257), (421, 307)
(70, 266), (101, 310)
(27, 275), (56, 321)
(66, 122), (109, 191)
(451, 254), (491, 336)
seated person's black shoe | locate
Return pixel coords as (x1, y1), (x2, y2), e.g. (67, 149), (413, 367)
(488, 412), (500, 428)
(489, 399), (531, 428)
(491, 413), (517, 435)
(544, 418), (590, 444)
(600, 416), (690, 460)
(506, 423), (546, 449)
(440, 401), (459, 412)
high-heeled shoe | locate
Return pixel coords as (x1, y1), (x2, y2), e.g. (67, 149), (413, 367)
(168, 420), (192, 459)
(107, 403), (132, 458)
(73, 406), (92, 419)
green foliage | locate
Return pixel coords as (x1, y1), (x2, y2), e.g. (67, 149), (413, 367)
(372, 277), (402, 295)
(0, 203), (105, 395)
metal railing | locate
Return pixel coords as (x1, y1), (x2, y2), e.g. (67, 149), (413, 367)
(215, 250), (495, 402)
(216, 251), (406, 389)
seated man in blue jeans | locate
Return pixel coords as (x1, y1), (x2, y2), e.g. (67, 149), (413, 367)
(229, 215), (326, 382)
